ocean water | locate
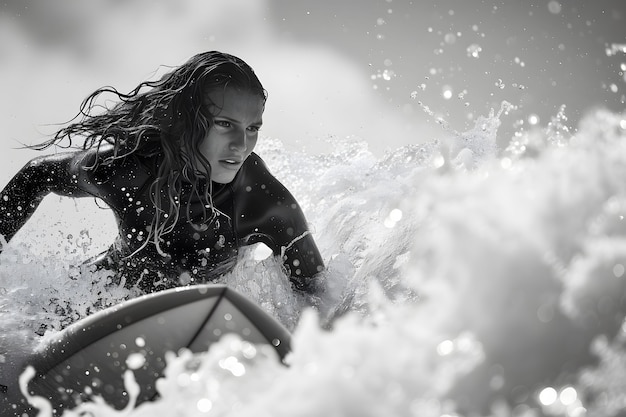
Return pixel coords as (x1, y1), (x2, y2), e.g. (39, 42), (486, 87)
(2, 105), (626, 416)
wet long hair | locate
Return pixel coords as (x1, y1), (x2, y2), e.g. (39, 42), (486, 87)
(36, 51), (267, 257)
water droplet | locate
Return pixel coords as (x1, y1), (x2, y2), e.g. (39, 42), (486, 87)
(467, 44), (482, 58)
(547, 1), (562, 14)
(126, 352), (146, 370)
(559, 386), (578, 406)
(437, 340), (454, 355)
(389, 209), (402, 222)
(528, 114), (540, 125)
(432, 154), (445, 168)
(606, 43), (626, 57)
(539, 387), (558, 406)
(197, 398), (213, 413)
(444, 32), (457, 44)
(384, 217), (396, 228)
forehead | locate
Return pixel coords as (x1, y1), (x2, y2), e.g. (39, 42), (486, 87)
(204, 86), (265, 118)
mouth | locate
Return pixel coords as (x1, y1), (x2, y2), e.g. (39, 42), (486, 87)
(218, 157), (244, 170)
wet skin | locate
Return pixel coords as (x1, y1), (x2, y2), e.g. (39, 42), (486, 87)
(200, 87), (265, 184)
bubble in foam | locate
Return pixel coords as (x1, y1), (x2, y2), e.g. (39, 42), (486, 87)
(384, 209), (403, 228)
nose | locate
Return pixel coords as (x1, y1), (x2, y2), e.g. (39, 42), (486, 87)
(229, 130), (247, 152)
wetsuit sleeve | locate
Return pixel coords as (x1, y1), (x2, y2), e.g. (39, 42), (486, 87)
(282, 231), (325, 292)
(0, 151), (93, 243)
(234, 153), (325, 293)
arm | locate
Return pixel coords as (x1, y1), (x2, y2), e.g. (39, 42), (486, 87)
(0, 152), (92, 243)
(281, 230), (325, 293)
(233, 153), (325, 292)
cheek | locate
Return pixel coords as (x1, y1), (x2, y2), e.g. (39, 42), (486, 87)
(198, 134), (218, 158)
(248, 135), (259, 152)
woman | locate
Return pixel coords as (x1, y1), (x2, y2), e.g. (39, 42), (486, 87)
(0, 51), (324, 294)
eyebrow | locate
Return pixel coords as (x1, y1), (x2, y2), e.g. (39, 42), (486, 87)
(214, 115), (263, 126)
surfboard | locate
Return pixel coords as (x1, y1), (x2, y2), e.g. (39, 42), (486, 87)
(5, 284), (291, 415)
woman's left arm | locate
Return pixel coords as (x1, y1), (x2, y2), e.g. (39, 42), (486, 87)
(279, 209), (325, 293)
(234, 153), (325, 293)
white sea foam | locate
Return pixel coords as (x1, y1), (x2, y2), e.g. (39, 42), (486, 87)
(1, 106), (626, 416)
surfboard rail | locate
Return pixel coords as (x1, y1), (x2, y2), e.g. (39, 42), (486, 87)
(5, 284), (291, 415)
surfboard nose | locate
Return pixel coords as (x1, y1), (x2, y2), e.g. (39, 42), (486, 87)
(13, 284), (291, 414)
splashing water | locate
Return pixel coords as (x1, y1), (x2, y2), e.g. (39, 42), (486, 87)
(2, 105), (626, 416)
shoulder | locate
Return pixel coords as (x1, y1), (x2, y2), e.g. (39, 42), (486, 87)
(23, 149), (93, 177)
(28, 145), (118, 175)
(235, 152), (278, 186)
(237, 152), (288, 191)
(242, 152), (270, 173)
(75, 145), (153, 178)
(234, 152), (303, 210)
(64, 145), (151, 193)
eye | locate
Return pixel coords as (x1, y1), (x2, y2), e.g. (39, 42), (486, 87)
(247, 126), (261, 133)
(214, 120), (231, 128)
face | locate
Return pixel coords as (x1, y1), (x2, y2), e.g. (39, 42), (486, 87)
(199, 86), (264, 184)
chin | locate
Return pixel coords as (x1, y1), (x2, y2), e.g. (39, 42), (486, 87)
(212, 174), (236, 184)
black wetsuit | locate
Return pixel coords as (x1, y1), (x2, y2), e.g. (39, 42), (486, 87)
(0, 148), (324, 293)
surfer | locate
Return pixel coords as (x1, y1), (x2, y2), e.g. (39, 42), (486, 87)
(0, 51), (325, 294)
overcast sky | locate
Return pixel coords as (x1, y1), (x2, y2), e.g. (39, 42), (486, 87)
(0, 0), (624, 183)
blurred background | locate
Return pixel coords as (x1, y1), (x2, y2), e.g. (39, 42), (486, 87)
(0, 0), (624, 182)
